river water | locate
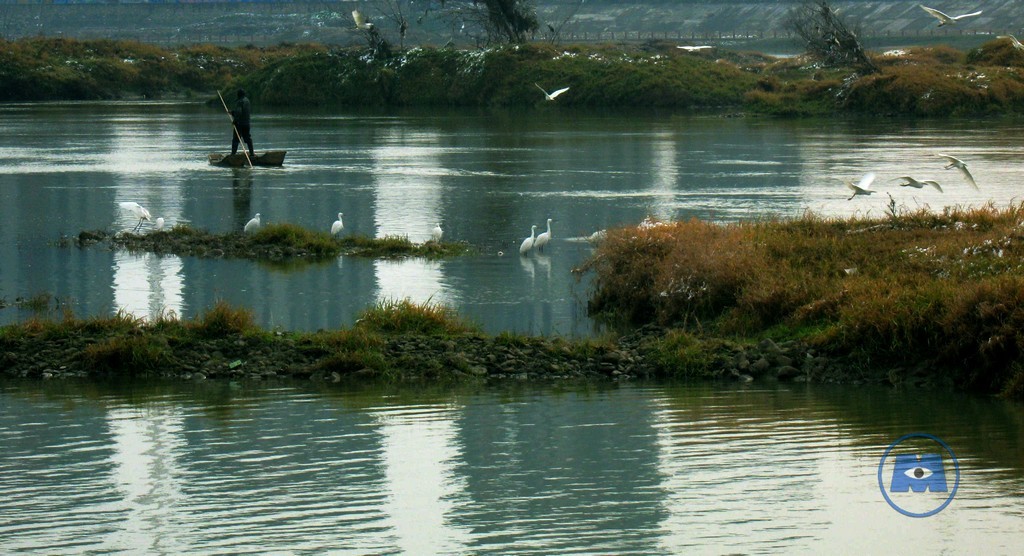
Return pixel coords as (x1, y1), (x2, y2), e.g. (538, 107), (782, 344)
(0, 381), (1021, 554)
(1, 103), (1023, 553)
(3, 102), (1024, 334)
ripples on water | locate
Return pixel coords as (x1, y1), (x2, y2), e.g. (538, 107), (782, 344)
(4, 104), (1024, 334)
(1, 382), (1021, 554)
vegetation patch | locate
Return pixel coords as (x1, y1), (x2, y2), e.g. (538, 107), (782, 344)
(58, 223), (473, 261)
(582, 203), (1024, 398)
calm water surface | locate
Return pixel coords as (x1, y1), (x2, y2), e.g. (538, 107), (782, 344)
(0, 381), (1021, 554)
(3, 102), (1024, 334)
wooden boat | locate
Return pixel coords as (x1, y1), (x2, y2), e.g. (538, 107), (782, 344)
(208, 150), (287, 168)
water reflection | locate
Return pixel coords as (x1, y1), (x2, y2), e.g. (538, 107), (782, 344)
(375, 405), (471, 553)
(370, 127), (445, 242)
(112, 252), (185, 320)
(6, 104), (1024, 334)
(374, 258), (454, 305)
(102, 405), (187, 553)
(647, 132), (679, 221)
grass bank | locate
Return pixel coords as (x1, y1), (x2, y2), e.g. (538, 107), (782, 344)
(61, 223), (472, 261)
(6, 36), (1024, 116)
(0, 300), (640, 383)
(0, 38), (325, 101)
(581, 204), (1024, 399)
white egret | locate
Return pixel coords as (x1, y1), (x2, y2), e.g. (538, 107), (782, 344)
(677, 45), (713, 52)
(154, 217), (165, 231)
(534, 218), (553, 252)
(937, 153), (979, 190)
(998, 35), (1024, 50)
(244, 213), (261, 233)
(352, 10), (373, 30)
(587, 229), (607, 243)
(920, 5), (982, 27)
(519, 225), (537, 255)
(118, 201), (151, 232)
(894, 176), (943, 192)
(331, 212), (344, 235)
(431, 223), (443, 242)
(845, 172), (877, 200)
(535, 83), (570, 101)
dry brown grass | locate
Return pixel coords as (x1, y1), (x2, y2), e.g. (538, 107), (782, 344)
(586, 205), (1024, 395)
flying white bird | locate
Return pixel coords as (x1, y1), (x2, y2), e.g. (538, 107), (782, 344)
(352, 10), (373, 30)
(533, 218), (553, 252)
(118, 201), (151, 232)
(331, 212), (344, 235)
(677, 45), (713, 52)
(997, 35), (1024, 50)
(535, 83), (570, 101)
(894, 176), (943, 192)
(919, 5), (983, 27)
(520, 225), (537, 255)
(845, 172), (877, 200)
(937, 153), (979, 190)
(244, 213), (261, 233)
(431, 223), (443, 242)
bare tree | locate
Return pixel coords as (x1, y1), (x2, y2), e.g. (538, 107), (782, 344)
(787, 0), (878, 74)
(540, 0), (586, 44)
(416, 0), (539, 46)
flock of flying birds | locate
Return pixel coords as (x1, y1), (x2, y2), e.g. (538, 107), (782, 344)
(845, 153), (978, 201)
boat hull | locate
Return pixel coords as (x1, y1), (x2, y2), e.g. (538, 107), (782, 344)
(208, 151), (286, 167)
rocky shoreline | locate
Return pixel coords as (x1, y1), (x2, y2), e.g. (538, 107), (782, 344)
(1, 319), (910, 390)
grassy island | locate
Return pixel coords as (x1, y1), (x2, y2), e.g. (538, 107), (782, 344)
(4, 37), (1024, 116)
(60, 223), (473, 261)
(582, 203), (1024, 399)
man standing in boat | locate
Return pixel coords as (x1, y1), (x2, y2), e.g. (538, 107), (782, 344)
(231, 89), (254, 159)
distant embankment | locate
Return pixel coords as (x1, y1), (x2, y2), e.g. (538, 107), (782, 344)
(0, 1), (1022, 47)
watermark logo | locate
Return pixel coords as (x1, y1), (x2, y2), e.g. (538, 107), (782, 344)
(877, 433), (959, 517)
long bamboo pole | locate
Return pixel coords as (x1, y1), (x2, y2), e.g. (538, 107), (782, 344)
(217, 90), (254, 169)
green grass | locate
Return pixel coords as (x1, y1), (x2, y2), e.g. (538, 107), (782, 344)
(354, 298), (479, 336)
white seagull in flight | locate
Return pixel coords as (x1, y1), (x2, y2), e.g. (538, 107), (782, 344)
(845, 172), (877, 200)
(997, 35), (1024, 50)
(894, 176), (943, 192)
(937, 154), (979, 190)
(919, 5), (983, 27)
(535, 83), (570, 101)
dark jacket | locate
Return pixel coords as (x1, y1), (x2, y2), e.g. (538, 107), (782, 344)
(232, 96), (251, 126)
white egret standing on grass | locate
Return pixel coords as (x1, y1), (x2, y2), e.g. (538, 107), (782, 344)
(520, 225), (537, 255)
(534, 218), (552, 252)
(118, 201), (151, 232)
(937, 153), (979, 190)
(920, 5), (983, 27)
(998, 35), (1024, 50)
(894, 176), (943, 192)
(845, 172), (877, 200)
(331, 213), (344, 235)
(535, 83), (570, 101)
(155, 217), (165, 231)
(244, 213), (261, 233)
(431, 223), (443, 242)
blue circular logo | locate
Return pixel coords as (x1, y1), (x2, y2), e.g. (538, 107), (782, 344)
(877, 433), (959, 518)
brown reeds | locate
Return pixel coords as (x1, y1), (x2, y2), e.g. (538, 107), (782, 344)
(585, 204), (1024, 396)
